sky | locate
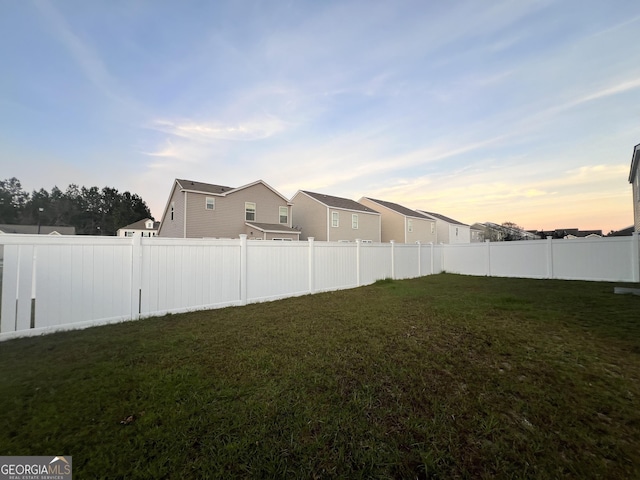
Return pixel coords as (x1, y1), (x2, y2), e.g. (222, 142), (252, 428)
(1, 0), (639, 233)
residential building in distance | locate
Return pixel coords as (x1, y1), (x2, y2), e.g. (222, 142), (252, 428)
(291, 190), (381, 242)
(629, 142), (640, 232)
(117, 218), (160, 237)
(358, 197), (436, 244)
(417, 211), (471, 244)
(0, 224), (75, 235)
(158, 179), (300, 240)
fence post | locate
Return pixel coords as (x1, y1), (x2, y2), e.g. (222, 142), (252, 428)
(430, 242), (434, 274)
(240, 234), (247, 305)
(485, 240), (491, 276)
(308, 237), (315, 293)
(130, 235), (143, 320)
(416, 241), (421, 277)
(390, 240), (396, 279)
(632, 232), (640, 283)
(356, 239), (361, 286)
(546, 236), (554, 279)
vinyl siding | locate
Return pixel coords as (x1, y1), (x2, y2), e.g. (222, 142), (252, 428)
(291, 192), (330, 240)
(158, 183), (186, 238)
(634, 170), (640, 232)
(327, 209), (380, 242)
(358, 198), (405, 243)
(406, 219), (437, 244)
(186, 182), (291, 238)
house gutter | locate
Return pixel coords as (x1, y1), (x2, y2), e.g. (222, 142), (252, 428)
(183, 191), (188, 238)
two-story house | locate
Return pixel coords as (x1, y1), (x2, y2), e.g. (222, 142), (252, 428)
(630, 142), (640, 232)
(291, 190), (381, 242)
(417, 211), (471, 244)
(158, 179), (300, 240)
(117, 218), (159, 237)
(358, 197), (436, 244)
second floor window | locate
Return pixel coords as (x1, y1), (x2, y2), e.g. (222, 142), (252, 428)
(279, 206), (288, 224)
(352, 214), (358, 229)
(170, 202), (175, 221)
(431, 223), (435, 235)
(206, 197), (215, 210)
(331, 211), (339, 227)
(245, 202), (256, 221)
(408, 219), (413, 232)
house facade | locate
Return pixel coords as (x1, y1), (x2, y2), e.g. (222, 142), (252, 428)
(358, 198), (436, 244)
(630, 142), (640, 232)
(418, 211), (471, 244)
(158, 179), (300, 240)
(291, 190), (381, 242)
(117, 218), (159, 237)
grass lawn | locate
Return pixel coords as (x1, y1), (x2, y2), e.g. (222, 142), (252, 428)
(1, 274), (639, 479)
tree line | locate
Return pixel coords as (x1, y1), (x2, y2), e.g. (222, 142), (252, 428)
(0, 177), (153, 236)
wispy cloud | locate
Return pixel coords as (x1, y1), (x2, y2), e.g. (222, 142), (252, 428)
(150, 116), (289, 143)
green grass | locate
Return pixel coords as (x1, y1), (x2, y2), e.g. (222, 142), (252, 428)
(1, 274), (639, 479)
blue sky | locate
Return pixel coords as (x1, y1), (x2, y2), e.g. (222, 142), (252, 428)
(1, 0), (639, 232)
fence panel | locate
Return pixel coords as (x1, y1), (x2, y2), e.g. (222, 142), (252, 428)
(246, 240), (309, 302)
(443, 243), (487, 275)
(359, 243), (392, 284)
(394, 244), (420, 279)
(552, 237), (633, 281)
(314, 243), (358, 292)
(489, 241), (548, 278)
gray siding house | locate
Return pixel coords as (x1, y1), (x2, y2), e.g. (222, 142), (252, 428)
(158, 179), (300, 240)
(291, 190), (381, 242)
(358, 198), (436, 244)
(630, 142), (640, 232)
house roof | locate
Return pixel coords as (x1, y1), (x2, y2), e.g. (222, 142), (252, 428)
(361, 198), (431, 219)
(119, 218), (160, 230)
(629, 142), (640, 183)
(176, 179), (233, 195)
(0, 224), (76, 235)
(418, 211), (468, 226)
(299, 191), (379, 214)
(245, 222), (301, 235)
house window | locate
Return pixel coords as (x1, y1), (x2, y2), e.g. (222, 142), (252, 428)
(272, 238), (293, 241)
(125, 231), (134, 237)
(245, 202), (256, 221)
(279, 206), (288, 224)
(145, 220), (153, 228)
(408, 219), (413, 232)
(456, 227), (459, 236)
(331, 211), (339, 227)
(170, 202), (175, 221)
(206, 197), (215, 210)
(431, 223), (435, 235)
(352, 214), (358, 229)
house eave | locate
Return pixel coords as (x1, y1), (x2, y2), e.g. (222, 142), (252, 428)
(629, 142), (640, 183)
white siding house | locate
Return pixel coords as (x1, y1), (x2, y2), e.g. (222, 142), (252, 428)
(417, 211), (471, 244)
(630, 142), (640, 232)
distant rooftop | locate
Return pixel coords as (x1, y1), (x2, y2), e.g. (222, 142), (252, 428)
(301, 191), (379, 213)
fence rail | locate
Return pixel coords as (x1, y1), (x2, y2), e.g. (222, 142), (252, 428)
(1, 234), (638, 341)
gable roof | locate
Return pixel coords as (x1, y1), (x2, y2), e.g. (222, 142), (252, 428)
(176, 179), (232, 195)
(119, 218), (160, 230)
(298, 191), (379, 214)
(361, 198), (431, 219)
(418, 211), (468, 226)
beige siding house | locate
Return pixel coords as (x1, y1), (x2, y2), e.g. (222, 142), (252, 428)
(630, 142), (640, 232)
(291, 191), (381, 242)
(158, 179), (300, 240)
(358, 198), (436, 244)
(417, 211), (471, 244)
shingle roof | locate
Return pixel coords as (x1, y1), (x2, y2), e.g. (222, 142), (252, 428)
(418, 211), (468, 227)
(176, 179), (233, 194)
(301, 191), (379, 213)
(0, 224), (76, 235)
(245, 222), (301, 234)
(362, 198), (430, 219)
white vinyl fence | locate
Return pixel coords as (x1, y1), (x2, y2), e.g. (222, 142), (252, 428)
(0, 234), (638, 341)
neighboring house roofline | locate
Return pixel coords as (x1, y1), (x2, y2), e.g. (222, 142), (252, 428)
(245, 222), (301, 234)
(417, 210), (469, 226)
(360, 197), (431, 219)
(629, 142), (640, 183)
(295, 190), (380, 214)
(176, 178), (292, 204)
(118, 218), (159, 231)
